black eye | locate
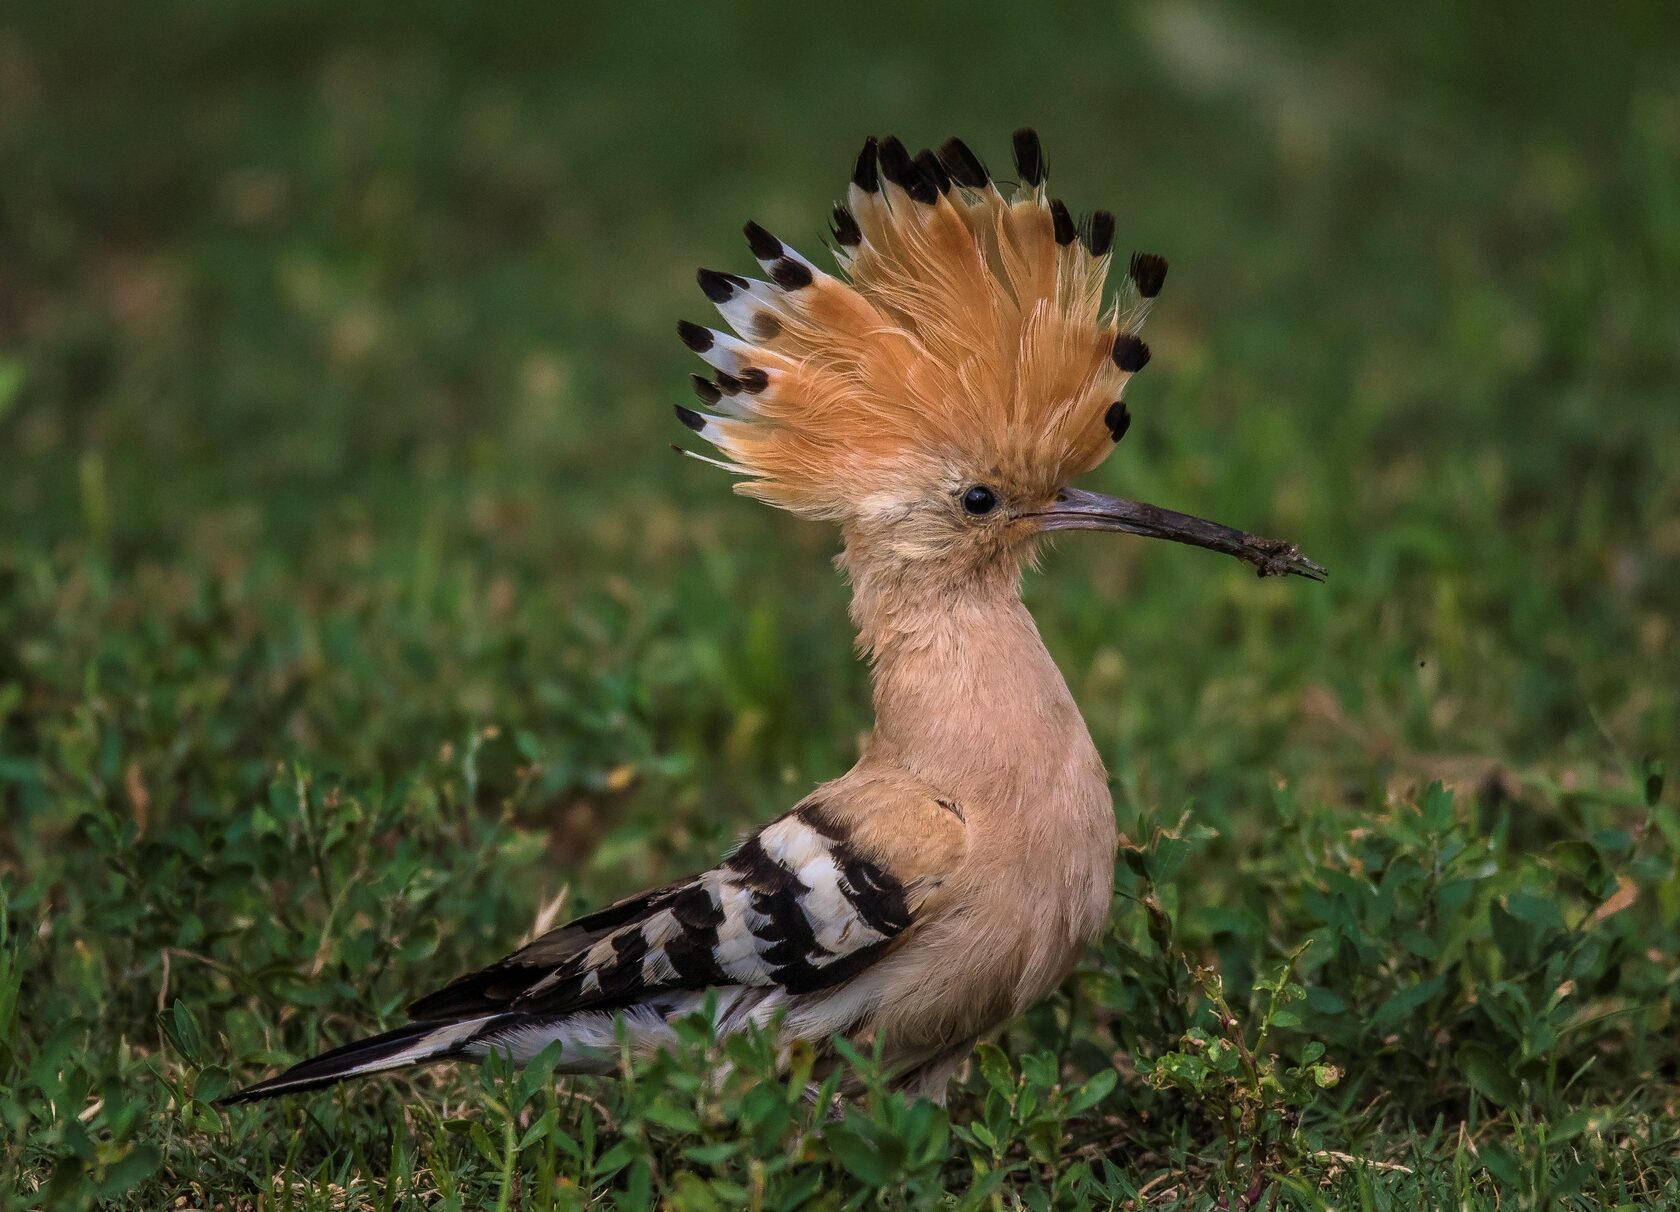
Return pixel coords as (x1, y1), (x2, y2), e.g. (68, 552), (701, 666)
(961, 485), (998, 516)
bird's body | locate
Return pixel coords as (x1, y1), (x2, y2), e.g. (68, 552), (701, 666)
(224, 130), (1321, 1107)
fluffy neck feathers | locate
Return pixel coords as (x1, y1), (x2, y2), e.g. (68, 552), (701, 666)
(839, 535), (1100, 810)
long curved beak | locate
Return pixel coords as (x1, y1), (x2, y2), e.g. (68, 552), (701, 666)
(1032, 487), (1327, 581)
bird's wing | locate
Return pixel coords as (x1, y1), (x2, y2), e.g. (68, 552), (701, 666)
(406, 768), (968, 1021)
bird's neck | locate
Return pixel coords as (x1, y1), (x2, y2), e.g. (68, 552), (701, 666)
(840, 545), (1106, 812)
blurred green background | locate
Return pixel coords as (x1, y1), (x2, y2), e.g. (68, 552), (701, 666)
(3, 1), (1679, 1207)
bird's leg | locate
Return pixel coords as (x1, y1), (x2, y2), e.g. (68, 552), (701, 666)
(890, 1038), (985, 1107)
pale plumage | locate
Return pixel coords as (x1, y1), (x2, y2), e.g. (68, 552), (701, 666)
(223, 129), (1323, 1108)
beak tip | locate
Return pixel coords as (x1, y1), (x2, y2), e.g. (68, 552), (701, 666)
(1252, 543), (1327, 582)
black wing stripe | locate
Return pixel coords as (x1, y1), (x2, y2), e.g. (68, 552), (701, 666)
(838, 858), (913, 936)
(726, 835), (794, 891)
(409, 811), (919, 1021)
(751, 883), (829, 967)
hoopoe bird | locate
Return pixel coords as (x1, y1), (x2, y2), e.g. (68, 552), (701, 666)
(223, 129), (1323, 1106)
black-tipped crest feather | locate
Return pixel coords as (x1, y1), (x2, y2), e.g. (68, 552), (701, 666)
(697, 268), (743, 304)
(937, 137), (989, 189)
(743, 221), (782, 261)
(1084, 211), (1115, 257)
(851, 136), (880, 192)
(830, 204), (862, 246)
(914, 148), (951, 195)
(690, 374), (721, 405)
(676, 319), (713, 352)
(1112, 333), (1150, 373)
(1049, 199), (1076, 246)
(771, 258), (813, 290)
(1104, 401), (1131, 443)
(1011, 128), (1045, 186)
(1129, 251), (1168, 298)
(878, 137), (937, 204)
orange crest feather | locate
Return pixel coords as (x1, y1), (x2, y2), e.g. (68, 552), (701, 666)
(675, 130), (1166, 518)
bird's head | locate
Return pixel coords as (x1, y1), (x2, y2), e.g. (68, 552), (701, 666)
(675, 130), (1324, 588)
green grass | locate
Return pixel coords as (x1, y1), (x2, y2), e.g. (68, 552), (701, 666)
(4, 1), (1680, 1207)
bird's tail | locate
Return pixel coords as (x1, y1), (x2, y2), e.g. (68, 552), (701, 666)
(218, 1015), (504, 1105)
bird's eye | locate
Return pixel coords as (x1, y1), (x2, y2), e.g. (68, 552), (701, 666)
(961, 485), (998, 516)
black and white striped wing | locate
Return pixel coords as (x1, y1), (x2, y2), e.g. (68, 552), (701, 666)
(221, 781), (965, 1103)
(407, 802), (920, 1022)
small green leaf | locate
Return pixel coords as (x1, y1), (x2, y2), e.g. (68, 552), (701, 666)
(1422, 782), (1455, 831)
(1371, 976), (1444, 1027)
(1020, 1050), (1059, 1089)
(1478, 1142), (1521, 1188)
(1548, 1107), (1606, 1146)
(96, 1144), (160, 1197)
(976, 1043), (1015, 1099)
(595, 1139), (635, 1178)
(681, 1142), (739, 1166)
(824, 1123), (894, 1187)
(1457, 1042), (1521, 1108)
(643, 1097), (701, 1134)
(1065, 1067), (1117, 1115)
(467, 1121), (501, 1167)
(517, 1107), (558, 1151)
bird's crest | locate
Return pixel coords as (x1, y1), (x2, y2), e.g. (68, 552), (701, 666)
(675, 129), (1167, 518)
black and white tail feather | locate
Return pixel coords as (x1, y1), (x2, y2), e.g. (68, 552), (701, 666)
(221, 802), (919, 1104)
